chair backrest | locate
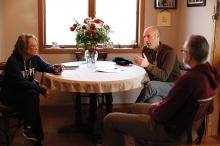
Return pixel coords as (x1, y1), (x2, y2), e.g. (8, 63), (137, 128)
(186, 96), (214, 145)
(179, 62), (190, 71)
(75, 52), (85, 61)
(0, 62), (6, 70)
(97, 52), (108, 61)
(75, 52), (108, 61)
(0, 62), (6, 87)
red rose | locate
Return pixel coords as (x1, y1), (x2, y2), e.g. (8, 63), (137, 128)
(90, 24), (96, 29)
(70, 26), (75, 31)
(70, 23), (77, 31)
(87, 30), (95, 35)
(84, 18), (89, 23)
(73, 24), (77, 28)
(82, 25), (86, 29)
(105, 25), (110, 30)
(94, 19), (104, 23)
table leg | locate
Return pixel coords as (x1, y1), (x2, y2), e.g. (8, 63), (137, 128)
(89, 93), (103, 145)
(57, 92), (104, 145)
(105, 93), (113, 115)
(76, 92), (82, 126)
(58, 92), (89, 133)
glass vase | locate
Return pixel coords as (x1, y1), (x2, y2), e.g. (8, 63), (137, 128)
(84, 49), (98, 68)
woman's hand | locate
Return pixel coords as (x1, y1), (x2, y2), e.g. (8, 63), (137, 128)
(61, 65), (65, 74)
(44, 90), (52, 99)
(53, 63), (65, 75)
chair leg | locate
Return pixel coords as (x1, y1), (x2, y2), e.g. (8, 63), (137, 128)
(100, 93), (105, 109)
(196, 120), (206, 145)
(105, 93), (113, 114)
(0, 113), (22, 146)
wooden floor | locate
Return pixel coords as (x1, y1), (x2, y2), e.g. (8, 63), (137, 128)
(0, 104), (220, 146)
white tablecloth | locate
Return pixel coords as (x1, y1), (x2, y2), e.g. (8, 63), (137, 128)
(41, 61), (149, 93)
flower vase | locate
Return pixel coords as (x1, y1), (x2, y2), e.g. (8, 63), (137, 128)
(84, 50), (98, 68)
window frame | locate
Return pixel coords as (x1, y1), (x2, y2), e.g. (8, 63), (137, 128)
(38, 0), (145, 54)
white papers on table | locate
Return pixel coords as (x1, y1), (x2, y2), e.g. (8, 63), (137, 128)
(95, 67), (121, 73)
(62, 62), (79, 69)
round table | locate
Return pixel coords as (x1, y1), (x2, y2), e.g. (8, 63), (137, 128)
(40, 61), (149, 145)
(41, 61), (149, 93)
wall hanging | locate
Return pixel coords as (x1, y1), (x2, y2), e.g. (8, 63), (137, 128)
(155, 0), (177, 9)
(157, 9), (171, 26)
(187, 0), (206, 7)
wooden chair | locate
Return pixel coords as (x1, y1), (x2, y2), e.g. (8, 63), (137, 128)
(0, 62), (22, 146)
(144, 96), (214, 146)
(179, 62), (190, 71)
(75, 52), (85, 61)
(74, 52), (108, 109)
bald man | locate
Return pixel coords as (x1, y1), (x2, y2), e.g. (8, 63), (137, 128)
(134, 26), (181, 103)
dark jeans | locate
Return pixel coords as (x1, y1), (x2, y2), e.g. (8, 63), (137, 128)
(0, 89), (44, 141)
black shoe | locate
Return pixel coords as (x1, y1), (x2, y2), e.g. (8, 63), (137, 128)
(30, 140), (43, 146)
(23, 127), (37, 141)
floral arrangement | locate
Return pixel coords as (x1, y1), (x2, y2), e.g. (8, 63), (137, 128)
(70, 17), (112, 52)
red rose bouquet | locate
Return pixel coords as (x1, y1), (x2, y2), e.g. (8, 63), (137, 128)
(70, 17), (112, 51)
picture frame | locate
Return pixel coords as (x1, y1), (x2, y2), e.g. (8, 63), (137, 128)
(187, 0), (206, 7)
(155, 0), (177, 9)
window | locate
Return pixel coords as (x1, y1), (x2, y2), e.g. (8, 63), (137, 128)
(38, 0), (145, 54)
(45, 0), (88, 46)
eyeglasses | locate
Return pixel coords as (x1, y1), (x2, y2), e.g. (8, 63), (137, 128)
(29, 44), (38, 48)
(180, 49), (189, 53)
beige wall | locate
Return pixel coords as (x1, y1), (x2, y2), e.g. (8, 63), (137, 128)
(177, 0), (216, 62)
(144, 0), (181, 56)
(1, 0), (38, 60)
(0, 0), (216, 105)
